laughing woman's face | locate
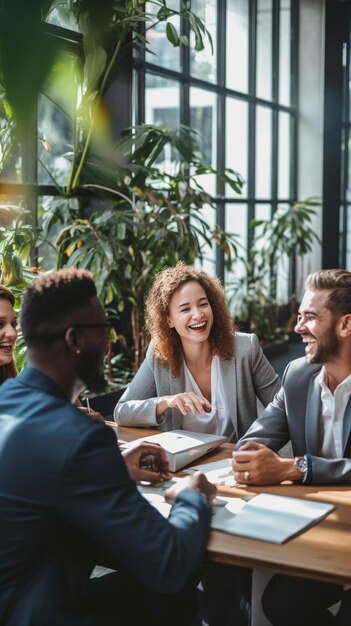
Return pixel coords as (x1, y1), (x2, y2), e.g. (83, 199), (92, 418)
(167, 280), (213, 348)
(0, 299), (17, 367)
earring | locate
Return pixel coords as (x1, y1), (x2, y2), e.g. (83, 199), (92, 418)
(76, 349), (81, 355)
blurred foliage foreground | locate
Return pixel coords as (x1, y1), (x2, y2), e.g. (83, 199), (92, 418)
(0, 1), (244, 388)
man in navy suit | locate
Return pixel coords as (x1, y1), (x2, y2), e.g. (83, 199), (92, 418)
(0, 268), (215, 626)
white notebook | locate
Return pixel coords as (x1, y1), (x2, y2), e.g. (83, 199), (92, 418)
(133, 430), (227, 471)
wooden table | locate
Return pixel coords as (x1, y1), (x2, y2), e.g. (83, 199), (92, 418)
(113, 425), (351, 585)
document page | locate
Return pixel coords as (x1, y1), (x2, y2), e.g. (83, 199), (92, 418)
(211, 493), (335, 543)
(184, 458), (236, 485)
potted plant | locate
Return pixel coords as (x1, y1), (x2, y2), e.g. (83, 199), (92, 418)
(229, 198), (321, 352)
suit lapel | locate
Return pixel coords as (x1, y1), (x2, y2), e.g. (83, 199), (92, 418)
(305, 373), (322, 454)
(219, 359), (238, 437)
(342, 395), (351, 453)
(169, 366), (185, 430)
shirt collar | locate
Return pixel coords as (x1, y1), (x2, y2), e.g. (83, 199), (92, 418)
(317, 365), (351, 392)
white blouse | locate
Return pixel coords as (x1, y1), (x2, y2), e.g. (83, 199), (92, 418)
(182, 356), (234, 438)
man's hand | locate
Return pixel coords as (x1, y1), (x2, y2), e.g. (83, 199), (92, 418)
(77, 405), (106, 425)
(164, 472), (217, 506)
(232, 441), (296, 485)
(122, 442), (171, 484)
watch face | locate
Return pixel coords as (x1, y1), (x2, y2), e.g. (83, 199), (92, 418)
(295, 457), (307, 473)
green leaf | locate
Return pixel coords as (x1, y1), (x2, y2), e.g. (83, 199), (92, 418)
(166, 22), (179, 47)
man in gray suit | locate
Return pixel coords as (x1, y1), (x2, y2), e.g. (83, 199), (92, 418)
(232, 268), (351, 625)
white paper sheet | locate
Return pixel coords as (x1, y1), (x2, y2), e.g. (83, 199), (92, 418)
(183, 458), (236, 485)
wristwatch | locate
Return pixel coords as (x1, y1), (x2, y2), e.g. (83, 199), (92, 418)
(294, 456), (308, 479)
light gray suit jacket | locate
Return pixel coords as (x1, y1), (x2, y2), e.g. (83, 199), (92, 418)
(114, 333), (280, 442)
(237, 357), (351, 484)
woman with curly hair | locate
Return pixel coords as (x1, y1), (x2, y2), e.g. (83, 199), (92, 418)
(0, 285), (18, 384)
(114, 262), (280, 442)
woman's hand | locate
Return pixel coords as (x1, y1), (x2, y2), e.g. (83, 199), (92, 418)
(122, 441), (171, 484)
(157, 392), (212, 417)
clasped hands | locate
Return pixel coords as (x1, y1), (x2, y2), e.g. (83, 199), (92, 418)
(232, 441), (293, 485)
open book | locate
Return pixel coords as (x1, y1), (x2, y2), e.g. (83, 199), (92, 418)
(139, 484), (334, 544)
(210, 493), (334, 543)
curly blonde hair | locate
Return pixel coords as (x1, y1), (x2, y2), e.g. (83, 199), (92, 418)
(0, 285), (18, 383)
(145, 262), (236, 376)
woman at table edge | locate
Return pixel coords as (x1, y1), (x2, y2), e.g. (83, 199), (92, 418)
(0, 285), (18, 384)
(114, 262), (281, 443)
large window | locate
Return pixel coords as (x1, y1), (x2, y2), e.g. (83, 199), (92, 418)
(0, 2), (299, 299)
(134, 0), (298, 298)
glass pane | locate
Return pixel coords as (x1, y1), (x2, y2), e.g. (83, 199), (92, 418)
(226, 98), (248, 196)
(190, 87), (216, 195)
(224, 203), (248, 316)
(145, 1), (180, 71)
(145, 74), (180, 167)
(255, 203), (271, 221)
(226, 0), (249, 93)
(252, 203), (272, 299)
(278, 112), (290, 198)
(193, 203), (216, 274)
(38, 54), (79, 186)
(347, 131), (351, 190)
(256, 0), (273, 100)
(346, 205), (351, 270)
(255, 106), (272, 198)
(279, 0), (291, 105)
(190, 0), (217, 84)
(145, 75), (180, 128)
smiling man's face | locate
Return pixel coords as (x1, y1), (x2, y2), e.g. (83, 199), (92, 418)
(294, 289), (340, 364)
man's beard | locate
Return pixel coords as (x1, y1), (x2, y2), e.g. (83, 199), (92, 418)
(308, 324), (340, 364)
(77, 346), (107, 394)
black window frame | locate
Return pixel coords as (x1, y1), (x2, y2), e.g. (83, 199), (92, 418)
(133, 0), (299, 288)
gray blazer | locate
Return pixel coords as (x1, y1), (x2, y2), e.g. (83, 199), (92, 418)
(114, 333), (280, 442)
(237, 357), (351, 484)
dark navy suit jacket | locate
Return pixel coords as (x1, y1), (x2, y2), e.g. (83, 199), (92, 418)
(0, 368), (211, 626)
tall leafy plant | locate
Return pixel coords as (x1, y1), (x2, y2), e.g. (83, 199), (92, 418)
(230, 199), (321, 342)
(42, 125), (243, 370)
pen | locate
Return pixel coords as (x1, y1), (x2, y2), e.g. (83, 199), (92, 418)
(86, 397), (91, 414)
(139, 454), (169, 475)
